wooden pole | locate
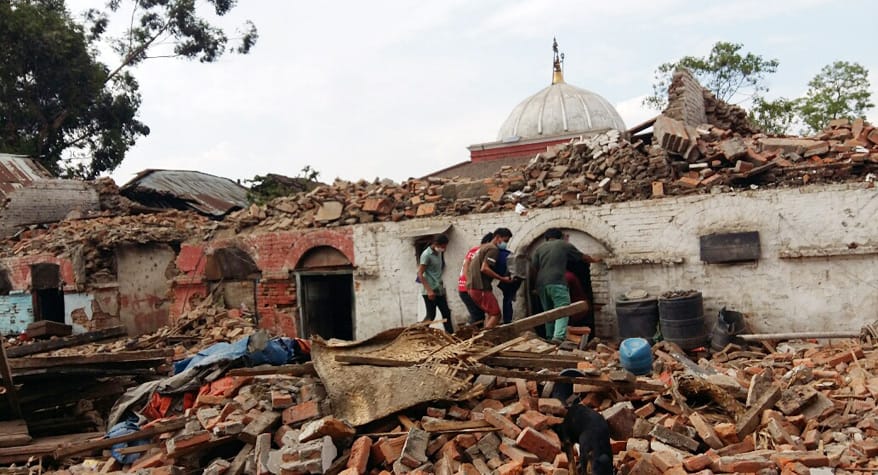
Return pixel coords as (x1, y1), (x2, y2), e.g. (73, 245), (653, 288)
(480, 301), (588, 343)
(737, 331), (860, 341)
(0, 342), (22, 419)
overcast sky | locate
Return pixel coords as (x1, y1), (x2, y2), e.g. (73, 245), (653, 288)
(67, 0), (878, 186)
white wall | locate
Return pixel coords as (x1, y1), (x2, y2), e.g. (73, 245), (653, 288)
(352, 183), (878, 340)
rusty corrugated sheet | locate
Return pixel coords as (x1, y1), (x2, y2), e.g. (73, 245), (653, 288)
(120, 169), (249, 217)
(0, 154), (55, 197)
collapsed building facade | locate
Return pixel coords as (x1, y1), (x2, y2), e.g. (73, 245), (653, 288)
(0, 70), (876, 345)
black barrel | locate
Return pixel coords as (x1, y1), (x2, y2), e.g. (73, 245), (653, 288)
(658, 291), (708, 350)
(616, 295), (659, 342)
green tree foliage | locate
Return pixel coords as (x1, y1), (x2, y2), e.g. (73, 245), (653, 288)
(0, 0), (148, 178)
(798, 61), (874, 133)
(644, 42), (779, 110)
(748, 97), (800, 135)
(0, 0), (258, 178)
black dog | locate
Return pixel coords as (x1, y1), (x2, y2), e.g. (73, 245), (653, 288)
(558, 403), (614, 475)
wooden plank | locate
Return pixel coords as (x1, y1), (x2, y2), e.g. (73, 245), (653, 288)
(25, 321), (72, 339)
(54, 417), (191, 459)
(335, 355), (415, 367)
(9, 349), (172, 370)
(0, 432), (103, 464)
(469, 336), (528, 361)
(0, 420), (30, 448)
(497, 351), (585, 361)
(699, 231), (761, 263)
(114, 442), (162, 455)
(481, 301), (588, 343)
(0, 342), (22, 419)
(460, 364), (666, 392)
(227, 362), (316, 377)
(481, 355), (588, 369)
(12, 366), (163, 378)
(421, 419), (490, 432)
(6, 327), (127, 358)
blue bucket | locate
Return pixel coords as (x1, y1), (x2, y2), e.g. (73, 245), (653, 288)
(619, 338), (653, 375)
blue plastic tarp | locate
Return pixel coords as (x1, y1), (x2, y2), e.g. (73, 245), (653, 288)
(107, 419), (150, 464)
(172, 335), (301, 374)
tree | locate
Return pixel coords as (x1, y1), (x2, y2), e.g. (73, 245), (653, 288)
(0, 0), (258, 178)
(798, 61), (874, 133)
(644, 42), (779, 110)
(0, 0), (148, 178)
(748, 97), (800, 135)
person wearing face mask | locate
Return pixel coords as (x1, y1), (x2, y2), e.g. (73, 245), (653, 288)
(418, 234), (454, 332)
(466, 228), (514, 329)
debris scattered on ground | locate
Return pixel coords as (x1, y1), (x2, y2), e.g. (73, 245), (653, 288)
(2, 304), (876, 474)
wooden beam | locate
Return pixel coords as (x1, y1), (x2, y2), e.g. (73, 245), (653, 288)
(626, 116), (658, 136)
(0, 432), (103, 465)
(6, 327), (127, 358)
(334, 355), (415, 367)
(421, 419), (491, 432)
(0, 343), (22, 419)
(469, 336), (527, 361)
(0, 421), (30, 448)
(54, 417), (191, 459)
(481, 355), (589, 369)
(227, 362), (317, 377)
(9, 349), (172, 370)
(460, 364), (666, 392)
(738, 331), (860, 341)
(481, 301), (588, 343)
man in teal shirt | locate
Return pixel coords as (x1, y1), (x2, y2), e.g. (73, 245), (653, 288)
(418, 234), (453, 332)
(531, 228), (601, 343)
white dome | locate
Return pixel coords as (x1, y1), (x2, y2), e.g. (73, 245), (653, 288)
(497, 80), (626, 141)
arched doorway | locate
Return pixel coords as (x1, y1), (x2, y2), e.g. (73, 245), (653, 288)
(294, 246), (354, 340)
(521, 228), (613, 338)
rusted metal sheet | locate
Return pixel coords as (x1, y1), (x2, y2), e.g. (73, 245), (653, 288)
(0, 154), (54, 197)
(120, 169), (249, 217)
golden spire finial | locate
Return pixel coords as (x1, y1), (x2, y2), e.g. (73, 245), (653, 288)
(552, 37), (565, 84)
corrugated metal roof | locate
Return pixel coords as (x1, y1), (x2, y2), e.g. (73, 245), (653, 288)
(0, 154), (55, 196)
(120, 169), (249, 217)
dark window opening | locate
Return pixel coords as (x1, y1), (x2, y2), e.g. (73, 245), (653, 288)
(0, 269), (12, 296)
(31, 263), (65, 323)
(298, 273), (354, 340)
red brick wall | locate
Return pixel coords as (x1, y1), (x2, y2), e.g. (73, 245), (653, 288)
(171, 228), (354, 337)
(2, 253), (77, 292)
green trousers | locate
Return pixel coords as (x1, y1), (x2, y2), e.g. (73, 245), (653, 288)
(540, 284), (571, 341)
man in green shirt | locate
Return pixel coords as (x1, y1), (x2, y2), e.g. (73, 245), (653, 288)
(418, 234), (453, 332)
(531, 228), (601, 343)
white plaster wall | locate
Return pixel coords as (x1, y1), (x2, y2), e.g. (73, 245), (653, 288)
(352, 184), (878, 340)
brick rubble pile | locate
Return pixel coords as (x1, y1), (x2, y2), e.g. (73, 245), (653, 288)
(28, 333), (878, 475)
(226, 118), (878, 232)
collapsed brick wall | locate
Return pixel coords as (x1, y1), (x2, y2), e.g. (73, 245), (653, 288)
(664, 68), (760, 135)
(171, 228), (354, 338)
(663, 69), (708, 127)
